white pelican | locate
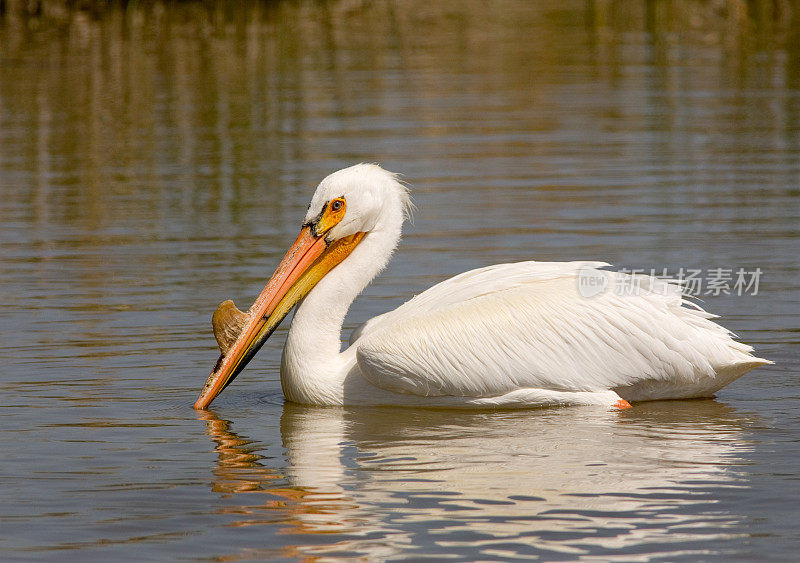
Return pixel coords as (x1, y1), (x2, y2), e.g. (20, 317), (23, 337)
(194, 164), (770, 410)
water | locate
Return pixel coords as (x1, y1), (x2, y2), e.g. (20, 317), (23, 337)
(1, 0), (799, 559)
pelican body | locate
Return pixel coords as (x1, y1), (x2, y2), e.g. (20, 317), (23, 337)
(194, 164), (769, 410)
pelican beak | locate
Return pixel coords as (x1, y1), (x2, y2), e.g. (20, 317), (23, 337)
(194, 218), (365, 409)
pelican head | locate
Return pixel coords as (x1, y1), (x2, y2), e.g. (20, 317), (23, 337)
(305, 163), (411, 240)
(194, 164), (410, 409)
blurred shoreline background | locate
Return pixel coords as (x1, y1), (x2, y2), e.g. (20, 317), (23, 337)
(2, 0), (798, 234)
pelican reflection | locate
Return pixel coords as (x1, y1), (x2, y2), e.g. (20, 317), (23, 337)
(199, 401), (753, 558)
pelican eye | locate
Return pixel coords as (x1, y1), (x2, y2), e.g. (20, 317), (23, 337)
(331, 199), (344, 211)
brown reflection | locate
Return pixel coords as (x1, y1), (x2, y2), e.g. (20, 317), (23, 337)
(197, 408), (366, 546)
(197, 409), (287, 496)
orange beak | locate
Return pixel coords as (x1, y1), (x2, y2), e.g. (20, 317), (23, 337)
(194, 222), (365, 409)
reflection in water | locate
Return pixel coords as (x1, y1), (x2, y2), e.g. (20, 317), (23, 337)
(199, 410), (283, 496)
(199, 408), (364, 547)
(201, 402), (752, 559)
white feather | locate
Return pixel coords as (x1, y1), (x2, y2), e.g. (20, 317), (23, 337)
(355, 264), (769, 403)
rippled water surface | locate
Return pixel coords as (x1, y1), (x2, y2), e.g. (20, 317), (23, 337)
(2, 1), (799, 559)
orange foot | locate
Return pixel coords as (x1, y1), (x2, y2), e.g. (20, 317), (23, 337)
(614, 399), (632, 410)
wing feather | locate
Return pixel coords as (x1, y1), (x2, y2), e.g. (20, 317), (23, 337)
(355, 262), (769, 400)
(350, 261), (609, 345)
